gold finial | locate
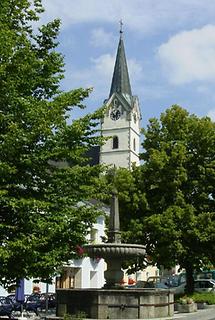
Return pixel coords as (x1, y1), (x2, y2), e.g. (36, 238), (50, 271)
(119, 19), (123, 35)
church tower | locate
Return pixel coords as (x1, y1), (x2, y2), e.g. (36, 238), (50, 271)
(100, 27), (141, 169)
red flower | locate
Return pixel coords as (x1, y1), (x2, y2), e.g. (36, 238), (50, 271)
(76, 245), (84, 256)
(128, 278), (136, 285)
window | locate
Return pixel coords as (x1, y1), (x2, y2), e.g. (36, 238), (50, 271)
(113, 136), (119, 149)
(90, 228), (98, 243)
(133, 138), (136, 151)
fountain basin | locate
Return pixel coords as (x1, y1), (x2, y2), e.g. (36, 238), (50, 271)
(84, 243), (146, 259)
(56, 288), (174, 319)
(84, 243), (146, 288)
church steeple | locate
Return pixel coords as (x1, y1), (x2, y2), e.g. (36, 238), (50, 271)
(109, 24), (132, 98)
(100, 24), (141, 169)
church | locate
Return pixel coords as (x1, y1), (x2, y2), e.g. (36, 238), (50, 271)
(99, 28), (141, 169)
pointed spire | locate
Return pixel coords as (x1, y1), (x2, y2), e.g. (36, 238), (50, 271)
(109, 22), (132, 98)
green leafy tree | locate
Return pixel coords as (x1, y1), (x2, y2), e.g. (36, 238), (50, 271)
(118, 106), (215, 293)
(0, 0), (104, 286)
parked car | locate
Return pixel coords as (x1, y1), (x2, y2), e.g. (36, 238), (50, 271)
(7, 294), (29, 312)
(127, 280), (169, 289)
(174, 279), (215, 294)
(0, 296), (14, 318)
(144, 281), (169, 289)
(25, 293), (42, 315)
(25, 292), (56, 314)
(39, 293), (56, 309)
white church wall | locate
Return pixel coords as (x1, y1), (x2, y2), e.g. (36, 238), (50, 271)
(100, 150), (130, 168)
(68, 213), (106, 289)
(70, 257), (105, 288)
(102, 108), (130, 130)
(101, 128), (129, 151)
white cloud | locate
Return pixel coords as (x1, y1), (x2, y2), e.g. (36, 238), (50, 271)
(61, 55), (114, 101)
(207, 109), (215, 121)
(157, 25), (215, 84)
(91, 54), (115, 78)
(90, 28), (116, 48)
(42, 0), (215, 34)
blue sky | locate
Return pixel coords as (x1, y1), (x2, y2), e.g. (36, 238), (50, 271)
(42, 0), (215, 127)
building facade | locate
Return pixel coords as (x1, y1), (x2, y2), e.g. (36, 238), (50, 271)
(56, 204), (108, 289)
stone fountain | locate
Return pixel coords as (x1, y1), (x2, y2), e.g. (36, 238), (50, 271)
(56, 189), (174, 319)
(84, 188), (146, 288)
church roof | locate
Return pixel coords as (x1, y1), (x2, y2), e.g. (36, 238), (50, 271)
(109, 33), (132, 98)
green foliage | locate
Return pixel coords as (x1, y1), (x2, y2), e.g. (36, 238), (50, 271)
(176, 292), (215, 305)
(0, 0), (104, 286)
(115, 105), (215, 293)
(140, 106), (215, 274)
(190, 292), (215, 305)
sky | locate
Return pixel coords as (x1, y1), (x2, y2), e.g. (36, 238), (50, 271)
(41, 0), (215, 128)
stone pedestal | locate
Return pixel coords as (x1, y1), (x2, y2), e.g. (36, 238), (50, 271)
(104, 259), (124, 287)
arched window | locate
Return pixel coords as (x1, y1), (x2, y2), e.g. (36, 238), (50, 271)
(112, 136), (119, 149)
(133, 138), (136, 151)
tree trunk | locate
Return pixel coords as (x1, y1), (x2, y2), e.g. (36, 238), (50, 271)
(185, 264), (194, 294)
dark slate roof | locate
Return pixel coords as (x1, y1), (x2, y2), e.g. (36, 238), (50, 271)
(84, 145), (100, 166)
(49, 146), (100, 168)
(109, 34), (132, 98)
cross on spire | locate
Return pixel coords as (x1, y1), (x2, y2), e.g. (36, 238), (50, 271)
(109, 20), (132, 98)
(119, 19), (123, 35)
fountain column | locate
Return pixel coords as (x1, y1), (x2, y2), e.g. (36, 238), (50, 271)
(108, 188), (121, 244)
(104, 188), (124, 287)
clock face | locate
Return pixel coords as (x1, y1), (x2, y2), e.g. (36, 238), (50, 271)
(110, 109), (121, 121)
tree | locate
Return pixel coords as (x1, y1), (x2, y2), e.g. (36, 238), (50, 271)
(0, 0), (104, 287)
(117, 105), (215, 293)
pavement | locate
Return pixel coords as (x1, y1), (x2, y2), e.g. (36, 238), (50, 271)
(1, 306), (214, 320)
(87, 305), (215, 320)
(73, 305), (215, 320)
(125, 305), (215, 320)
(172, 305), (215, 320)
